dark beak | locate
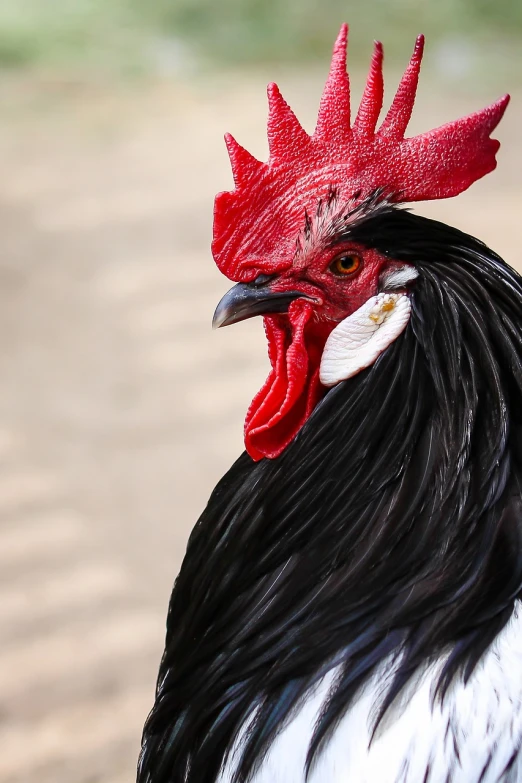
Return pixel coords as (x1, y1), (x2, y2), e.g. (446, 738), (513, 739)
(212, 277), (311, 329)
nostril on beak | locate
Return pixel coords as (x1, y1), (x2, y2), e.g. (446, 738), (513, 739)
(251, 274), (276, 288)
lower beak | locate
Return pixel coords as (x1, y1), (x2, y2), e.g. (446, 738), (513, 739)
(212, 280), (310, 329)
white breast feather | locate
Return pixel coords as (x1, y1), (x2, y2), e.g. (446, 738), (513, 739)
(219, 603), (522, 783)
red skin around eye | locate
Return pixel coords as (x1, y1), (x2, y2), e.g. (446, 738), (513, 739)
(244, 247), (385, 461)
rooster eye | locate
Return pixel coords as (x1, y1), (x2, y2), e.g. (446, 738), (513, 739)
(330, 252), (362, 277)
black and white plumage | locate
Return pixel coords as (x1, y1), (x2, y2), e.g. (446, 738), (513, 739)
(138, 204), (522, 783)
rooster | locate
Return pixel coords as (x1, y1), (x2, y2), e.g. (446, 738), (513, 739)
(138, 24), (522, 783)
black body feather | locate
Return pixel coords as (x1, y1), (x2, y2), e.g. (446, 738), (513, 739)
(138, 206), (522, 783)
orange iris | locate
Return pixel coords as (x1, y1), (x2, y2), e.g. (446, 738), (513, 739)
(330, 253), (362, 276)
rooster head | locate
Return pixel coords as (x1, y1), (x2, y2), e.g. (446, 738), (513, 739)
(212, 24), (509, 461)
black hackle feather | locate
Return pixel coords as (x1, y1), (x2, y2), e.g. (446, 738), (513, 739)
(138, 203), (522, 783)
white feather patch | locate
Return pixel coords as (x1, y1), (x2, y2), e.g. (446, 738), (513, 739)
(319, 293), (412, 388)
(379, 265), (419, 290)
(220, 603), (522, 783)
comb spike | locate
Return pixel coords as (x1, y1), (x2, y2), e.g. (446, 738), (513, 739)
(353, 40), (384, 136)
(224, 133), (264, 188)
(314, 23), (351, 144)
(379, 34), (424, 139)
(266, 83), (311, 164)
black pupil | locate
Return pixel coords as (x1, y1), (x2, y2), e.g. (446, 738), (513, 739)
(340, 256), (355, 269)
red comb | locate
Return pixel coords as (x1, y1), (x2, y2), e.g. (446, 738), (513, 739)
(213, 24), (509, 281)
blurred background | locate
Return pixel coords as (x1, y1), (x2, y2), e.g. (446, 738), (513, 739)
(0, 2), (520, 782)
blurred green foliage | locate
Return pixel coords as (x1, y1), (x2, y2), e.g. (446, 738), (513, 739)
(0, 0), (143, 71)
(1, 0), (521, 72)
(134, 0), (522, 64)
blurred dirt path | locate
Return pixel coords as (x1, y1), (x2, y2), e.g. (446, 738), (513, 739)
(0, 75), (520, 783)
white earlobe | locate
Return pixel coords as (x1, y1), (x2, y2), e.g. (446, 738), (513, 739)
(319, 292), (412, 387)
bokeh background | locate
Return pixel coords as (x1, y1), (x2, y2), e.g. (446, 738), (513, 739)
(0, 2), (521, 782)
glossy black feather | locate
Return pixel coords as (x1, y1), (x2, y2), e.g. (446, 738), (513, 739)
(138, 204), (522, 783)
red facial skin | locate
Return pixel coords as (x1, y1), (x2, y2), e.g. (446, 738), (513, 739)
(244, 244), (386, 461)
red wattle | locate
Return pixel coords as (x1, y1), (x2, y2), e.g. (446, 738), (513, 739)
(244, 300), (328, 461)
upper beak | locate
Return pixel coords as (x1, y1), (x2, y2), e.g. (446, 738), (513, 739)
(212, 277), (311, 329)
